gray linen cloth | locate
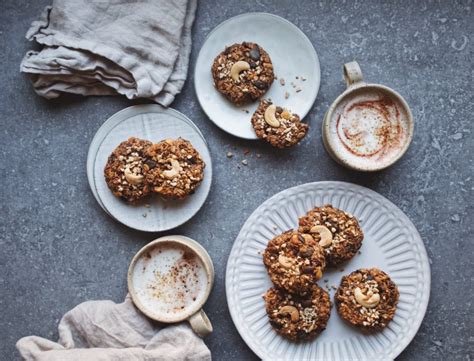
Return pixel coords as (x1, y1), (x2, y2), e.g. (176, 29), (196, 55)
(16, 295), (211, 361)
(20, 0), (197, 106)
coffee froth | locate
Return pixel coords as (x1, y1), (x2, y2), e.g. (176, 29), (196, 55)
(131, 241), (208, 318)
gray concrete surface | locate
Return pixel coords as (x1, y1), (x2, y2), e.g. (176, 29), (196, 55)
(1, 0), (473, 360)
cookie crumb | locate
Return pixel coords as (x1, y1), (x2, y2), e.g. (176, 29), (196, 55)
(284, 91), (290, 99)
(226, 152), (233, 158)
(241, 159), (248, 166)
(301, 76), (307, 81)
(296, 87), (302, 93)
(279, 78), (285, 86)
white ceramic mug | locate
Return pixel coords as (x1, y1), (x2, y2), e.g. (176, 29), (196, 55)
(127, 235), (214, 337)
(322, 61), (414, 172)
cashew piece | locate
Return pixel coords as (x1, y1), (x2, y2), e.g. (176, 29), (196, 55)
(354, 287), (380, 308)
(124, 167), (144, 185)
(264, 104), (281, 127)
(279, 305), (299, 322)
(162, 159), (182, 179)
(230, 61), (250, 82)
(281, 109), (292, 120)
(278, 255), (293, 269)
(310, 225), (333, 248)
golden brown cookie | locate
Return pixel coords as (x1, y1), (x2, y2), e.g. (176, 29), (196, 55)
(264, 285), (331, 342)
(145, 138), (205, 199)
(263, 230), (326, 295)
(298, 205), (363, 266)
(104, 137), (152, 202)
(251, 99), (308, 148)
(335, 268), (399, 331)
(211, 42), (274, 104)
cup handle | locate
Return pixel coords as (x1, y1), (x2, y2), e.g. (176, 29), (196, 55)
(343, 61), (364, 87)
(188, 309), (213, 337)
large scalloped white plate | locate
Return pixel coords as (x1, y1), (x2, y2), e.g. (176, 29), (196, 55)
(226, 181), (430, 361)
(194, 13), (320, 139)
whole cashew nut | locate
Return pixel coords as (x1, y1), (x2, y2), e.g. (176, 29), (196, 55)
(230, 61), (250, 82)
(354, 287), (380, 308)
(124, 167), (144, 185)
(264, 104), (281, 127)
(162, 159), (182, 179)
(278, 254), (293, 269)
(310, 225), (333, 247)
(279, 305), (299, 322)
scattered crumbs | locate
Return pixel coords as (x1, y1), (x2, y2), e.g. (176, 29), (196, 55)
(451, 214), (460, 222)
(291, 82), (296, 88)
(339, 268), (345, 272)
(301, 76), (307, 81)
(243, 149), (250, 155)
(237, 165), (241, 169)
(226, 151), (233, 158)
(144, 204), (151, 208)
(358, 251), (362, 255)
(142, 213), (147, 218)
(324, 279), (328, 283)
(279, 78), (285, 86)
(284, 91), (290, 99)
(242, 109), (249, 114)
(295, 87), (302, 93)
(295, 76), (299, 79)
(331, 286), (337, 290)
(273, 226), (278, 231)
(241, 159), (248, 166)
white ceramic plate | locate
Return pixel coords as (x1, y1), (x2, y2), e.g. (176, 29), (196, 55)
(195, 13), (321, 139)
(226, 181), (430, 361)
(87, 105), (212, 232)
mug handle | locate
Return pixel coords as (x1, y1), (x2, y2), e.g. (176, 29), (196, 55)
(343, 61), (364, 87)
(188, 309), (213, 337)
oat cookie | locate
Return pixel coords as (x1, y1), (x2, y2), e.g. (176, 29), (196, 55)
(145, 138), (205, 199)
(263, 285), (331, 341)
(104, 137), (152, 202)
(263, 230), (326, 295)
(211, 42), (274, 104)
(335, 268), (399, 331)
(251, 99), (308, 148)
(298, 204), (363, 266)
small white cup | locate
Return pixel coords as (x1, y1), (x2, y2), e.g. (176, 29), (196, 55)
(127, 235), (214, 337)
(322, 61), (414, 172)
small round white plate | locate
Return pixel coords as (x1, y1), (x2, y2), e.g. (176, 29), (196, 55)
(226, 182), (430, 361)
(195, 13), (321, 139)
(87, 105), (212, 232)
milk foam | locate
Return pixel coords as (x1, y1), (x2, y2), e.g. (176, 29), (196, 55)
(328, 90), (409, 170)
(132, 242), (208, 318)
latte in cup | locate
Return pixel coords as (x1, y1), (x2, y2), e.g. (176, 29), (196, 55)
(131, 241), (209, 319)
(327, 89), (411, 170)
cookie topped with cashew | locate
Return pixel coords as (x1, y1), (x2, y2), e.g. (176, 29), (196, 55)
(263, 230), (326, 295)
(104, 137), (153, 202)
(211, 42), (274, 104)
(263, 284), (331, 342)
(298, 204), (364, 266)
(335, 268), (399, 331)
(145, 138), (205, 199)
(251, 99), (308, 148)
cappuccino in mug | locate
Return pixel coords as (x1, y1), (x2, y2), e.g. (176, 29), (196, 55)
(131, 241), (209, 319)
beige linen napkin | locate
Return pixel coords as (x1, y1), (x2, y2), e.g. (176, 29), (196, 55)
(20, 0), (197, 106)
(16, 296), (211, 361)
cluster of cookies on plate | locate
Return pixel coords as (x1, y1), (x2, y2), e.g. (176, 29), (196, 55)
(212, 42), (308, 148)
(104, 137), (205, 202)
(262, 205), (399, 341)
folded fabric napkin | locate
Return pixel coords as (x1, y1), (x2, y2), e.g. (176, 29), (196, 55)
(16, 296), (211, 361)
(20, 0), (197, 106)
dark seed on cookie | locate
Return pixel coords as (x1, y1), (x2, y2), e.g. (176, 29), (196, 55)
(249, 47), (261, 61)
